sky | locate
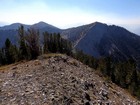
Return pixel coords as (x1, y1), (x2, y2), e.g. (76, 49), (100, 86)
(0, 0), (140, 34)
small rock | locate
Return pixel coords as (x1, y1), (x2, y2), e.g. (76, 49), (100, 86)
(84, 93), (91, 101)
(85, 101), (90, 105)
(63, 96), (73, 105)
(11, 66), (18, 70)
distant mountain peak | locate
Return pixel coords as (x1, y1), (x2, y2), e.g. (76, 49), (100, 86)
(93, 21), (107, 26)
(94, 21), (102, 24)
(7, 22), (31, 27)
(9, 23), (22, 25)
(33, 21), (48, 26)
(32, 21), (59, 30)
(32, 21), (47, 28)
(0, 23), (24, 30)
(38, 21), (48, 24)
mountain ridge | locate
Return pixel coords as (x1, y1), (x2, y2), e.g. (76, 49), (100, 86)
(0, 23), (30, 30)
(0, 21), (139, 35)
(0, 54), (139, 104)
(0, 21), (61, 31)
(0, 21), (140, 65)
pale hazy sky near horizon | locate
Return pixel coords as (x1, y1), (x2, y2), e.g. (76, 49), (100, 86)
(0, 0), (140, 34)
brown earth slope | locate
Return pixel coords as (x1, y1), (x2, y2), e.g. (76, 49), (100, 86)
(0, 54), (140, 105)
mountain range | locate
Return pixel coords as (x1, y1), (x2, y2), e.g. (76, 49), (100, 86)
(0, 22), (61, 47)
(0, 21), (60, 32)
(0, 21), (140, 66)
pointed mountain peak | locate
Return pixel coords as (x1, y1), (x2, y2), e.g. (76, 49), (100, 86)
(94, 21), (102, 24)
(32, 21), (47, 28)
(84, 22), (108, 30)
(4, 23), (22, 27)
(32, 21), (58, 29)
(34, 21), (48, 25)
(92, 21), (107, 26)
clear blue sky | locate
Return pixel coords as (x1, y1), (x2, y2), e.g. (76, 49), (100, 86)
(0, 0), (140, 34)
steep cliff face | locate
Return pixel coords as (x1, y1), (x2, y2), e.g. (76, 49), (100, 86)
(0, 54), (139, 105)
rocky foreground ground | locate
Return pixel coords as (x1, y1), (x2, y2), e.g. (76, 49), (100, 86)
(0, 54), (140, 105)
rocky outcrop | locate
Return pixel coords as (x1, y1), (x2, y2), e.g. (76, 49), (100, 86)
(0, 54), (139, 105)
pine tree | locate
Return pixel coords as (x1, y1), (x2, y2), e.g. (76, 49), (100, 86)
(25, 28), (40, 59)
(5, 38), (11, 64)
(55, 33), (60, 53)
(4, 38), (17, 64)
(0, 49), (4, 65)
(43, 32), (49, 53)
(18, 25), (28, 60)
(52, 33), (57, 53)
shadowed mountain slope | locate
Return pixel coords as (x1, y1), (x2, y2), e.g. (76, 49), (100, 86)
(62, 22), (140, 64)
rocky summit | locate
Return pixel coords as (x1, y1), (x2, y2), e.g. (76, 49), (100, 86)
(0, 54), (139, 105)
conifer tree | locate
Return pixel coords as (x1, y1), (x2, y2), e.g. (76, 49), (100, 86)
(18, 25), (28, 60)
(4, 38), (16, 64)
(0, 49), (4, 65)
(25, 28), (40, 59)
(43, 31), (49, 53)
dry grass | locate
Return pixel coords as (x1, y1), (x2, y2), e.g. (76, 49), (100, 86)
(0, 64), (12, 71)
(0, 63), (17, 71)
(38, 53), (64, 60)
(0, 53), (63, 71)
(0, 60), (27, 71)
